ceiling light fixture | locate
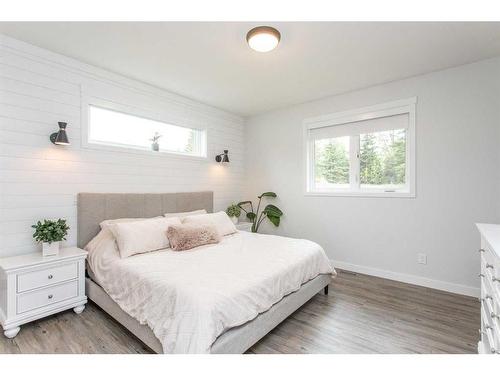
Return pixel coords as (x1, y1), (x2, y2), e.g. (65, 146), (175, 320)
(246, 26), (281, 52)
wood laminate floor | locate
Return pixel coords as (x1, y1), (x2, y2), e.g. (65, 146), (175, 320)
(0, 270), (480, 354)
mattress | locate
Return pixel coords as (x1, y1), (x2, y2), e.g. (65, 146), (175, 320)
(86, 230), (334, 353)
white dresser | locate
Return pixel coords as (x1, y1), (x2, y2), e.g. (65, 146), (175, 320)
(477, 223), (500, 354)
(0, 247), (87, 339)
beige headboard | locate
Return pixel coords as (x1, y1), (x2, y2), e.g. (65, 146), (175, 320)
(77, 191), (213, 248)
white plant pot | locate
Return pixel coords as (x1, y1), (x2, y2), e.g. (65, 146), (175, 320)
(42, 241), (60, 257)
(230, 216), (238, 224)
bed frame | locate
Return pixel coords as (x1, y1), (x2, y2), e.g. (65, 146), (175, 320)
(77, 192), (331, 354)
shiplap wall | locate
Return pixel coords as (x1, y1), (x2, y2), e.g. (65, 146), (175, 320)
(0, 35), (245, 257)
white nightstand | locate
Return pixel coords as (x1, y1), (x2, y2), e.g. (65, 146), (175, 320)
(236, 222), (253, 232)
(0, 247), (87, 338)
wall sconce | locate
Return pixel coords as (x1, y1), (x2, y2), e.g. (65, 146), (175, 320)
(50, 122), (70, 145)
(215, 150), (229, 163)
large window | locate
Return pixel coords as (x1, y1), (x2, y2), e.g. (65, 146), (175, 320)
(86, 104), (206, 157)
(305, 98), (416, 197)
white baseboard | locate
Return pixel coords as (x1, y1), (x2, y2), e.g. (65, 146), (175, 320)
(330, 259), (480, 298)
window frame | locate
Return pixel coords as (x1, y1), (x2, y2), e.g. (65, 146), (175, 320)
(81, 95), (208, 161)
(303, 97), (416, 198)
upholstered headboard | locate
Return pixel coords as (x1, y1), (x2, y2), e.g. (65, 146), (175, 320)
(77, 191), (213, 248)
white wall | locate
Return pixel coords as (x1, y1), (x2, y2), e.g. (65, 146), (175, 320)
(0, 35), (245, 258)
(2, 33), (499, 297)
(245, 57), (500, 296)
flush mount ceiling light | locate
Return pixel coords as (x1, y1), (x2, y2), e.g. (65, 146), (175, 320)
(246, 26), (281, 52)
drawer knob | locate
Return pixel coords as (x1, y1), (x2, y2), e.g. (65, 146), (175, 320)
(492, 312), (499, 319)
(492, 276), (499, 282)
(48, 294), (53, 299)
(479, 249), (486, 253)
(486, 263), (494, 269)
(479, 273), (485, 278)
(491, 348), (497, 354)
(47, 274), (53, 280)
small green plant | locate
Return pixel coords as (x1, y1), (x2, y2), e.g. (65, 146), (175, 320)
(238, 192), (283, 233)
(149, 132), (162, 143)
(226, 204), (241, 218)
(149, 132), (162, 151)
(32, 219), (70, 244)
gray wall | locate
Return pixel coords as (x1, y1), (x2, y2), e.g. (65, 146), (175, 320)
(244, 57), (500, 295)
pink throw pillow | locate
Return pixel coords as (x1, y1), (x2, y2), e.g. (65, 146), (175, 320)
(166, 223), (221, 251)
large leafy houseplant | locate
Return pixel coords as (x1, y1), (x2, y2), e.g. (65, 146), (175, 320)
(237, 192), (283, 233)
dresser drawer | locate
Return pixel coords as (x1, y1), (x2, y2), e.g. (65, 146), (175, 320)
(17, 262), (78, 293)
(482, 266), (500, 303)
(16, 280), (78, 314)
(482, 324), (499, 354)
(482, 243), (500, 276)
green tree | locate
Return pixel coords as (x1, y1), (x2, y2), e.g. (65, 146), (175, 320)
(382, 130), (405, 185)
(393, 137), (406, 183)
(316, 141), (349, 184)
(360, 133), (382, 184)
(184, 131), (194, 153)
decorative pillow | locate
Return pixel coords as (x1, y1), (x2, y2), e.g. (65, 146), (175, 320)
(108, 217), (181, 258)
(182, 211), (237, 236)
(99, 216), (162, 229)
(164, 209), (207, 219)
(166, 223), (221, 251)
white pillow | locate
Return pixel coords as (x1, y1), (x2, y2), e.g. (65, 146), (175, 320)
(182, 211), (237, 236)
(108, 217), (182, 258)
(99, 217), (162, 229)
(164, 209), (207, 219)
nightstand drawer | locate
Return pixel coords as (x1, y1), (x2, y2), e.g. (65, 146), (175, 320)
(17, 280), (78, 314)
(17, 262), (78, 293)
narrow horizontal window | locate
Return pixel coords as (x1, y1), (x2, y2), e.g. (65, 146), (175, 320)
(87, 105), (206, 157)
(304, 98), (416, 197)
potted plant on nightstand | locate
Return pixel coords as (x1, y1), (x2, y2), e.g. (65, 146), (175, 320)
(32, 219), (70, 256)
(226, 203), (241, 224)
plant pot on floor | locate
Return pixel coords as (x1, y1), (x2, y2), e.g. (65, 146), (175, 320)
(42, 241), (60, 257)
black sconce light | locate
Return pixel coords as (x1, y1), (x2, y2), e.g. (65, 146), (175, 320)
(215, 150), (229, 163)
(50, 122), (70, 145)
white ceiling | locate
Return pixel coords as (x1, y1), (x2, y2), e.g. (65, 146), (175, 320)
(2, 22), (500, 116)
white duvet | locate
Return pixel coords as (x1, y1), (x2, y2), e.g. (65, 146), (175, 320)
(86, 229), (334, 353)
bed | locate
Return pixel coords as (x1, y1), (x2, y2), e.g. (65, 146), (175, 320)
(78, 191), (334, 354)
